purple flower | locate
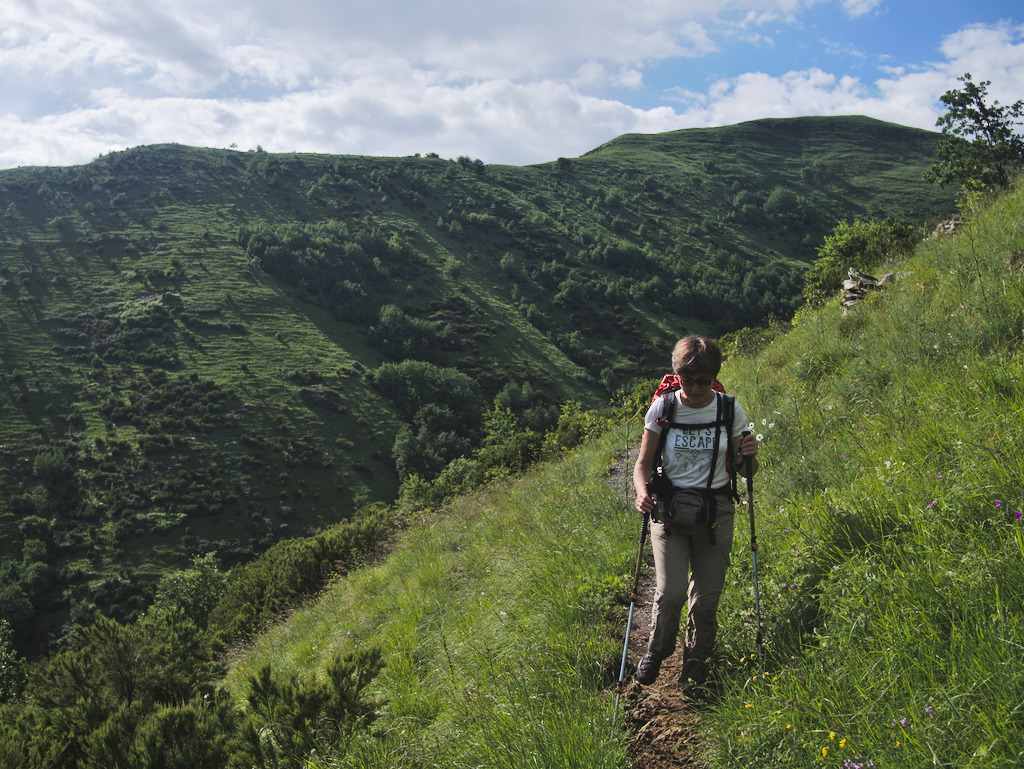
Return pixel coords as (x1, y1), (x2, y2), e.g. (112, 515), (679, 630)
(1016, 512), (1023, 520)
(996, 500), (1002, 508)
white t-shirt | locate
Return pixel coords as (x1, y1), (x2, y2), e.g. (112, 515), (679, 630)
(644, 390), (748, 489)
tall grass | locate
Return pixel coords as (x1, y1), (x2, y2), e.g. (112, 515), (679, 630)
(225, 433), (641, 768)
(710, 183), (1024, 768)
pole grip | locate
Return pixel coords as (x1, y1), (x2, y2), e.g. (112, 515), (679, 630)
(740, 430), (757, 544)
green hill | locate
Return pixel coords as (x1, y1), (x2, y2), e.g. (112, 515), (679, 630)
(0, 116), (954, 649)
(3, 175), (1019, 769)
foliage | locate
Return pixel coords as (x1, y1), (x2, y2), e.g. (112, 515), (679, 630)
(0, 610), (252, 768)
(207, 504), (394, 644)
(150, 552), (228, 629)
(243, 646), (382, 768)
(802, 217), (917, 305)
(0, 118), (954, 649)
(925, 72), (1024, 192)
(0, 622), (24, 704)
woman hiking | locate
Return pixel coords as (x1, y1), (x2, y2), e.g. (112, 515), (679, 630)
(632, 335), (759, 695)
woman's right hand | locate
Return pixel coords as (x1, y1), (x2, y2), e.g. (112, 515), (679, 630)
(635, 489), (655, 515)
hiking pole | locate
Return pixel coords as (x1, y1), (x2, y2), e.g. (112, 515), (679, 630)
(742, 430), (764, 661)
(612, 510), (650, 728)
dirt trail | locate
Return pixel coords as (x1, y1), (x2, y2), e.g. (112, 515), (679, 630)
(607, 451), (707, 769)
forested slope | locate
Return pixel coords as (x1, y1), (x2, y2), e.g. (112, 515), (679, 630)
(0, 116), (953, 651)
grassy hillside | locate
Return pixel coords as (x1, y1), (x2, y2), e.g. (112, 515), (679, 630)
(222, 180), (1024, 767)
(0, 116), (954, 650)
(3, 174), (1020, 767)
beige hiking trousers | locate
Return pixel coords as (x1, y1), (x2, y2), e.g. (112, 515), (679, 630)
(647, 494), (735, 661)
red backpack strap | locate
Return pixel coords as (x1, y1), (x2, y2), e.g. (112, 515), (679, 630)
(651, 374), (726, 402)
(651, 374), (680, 403)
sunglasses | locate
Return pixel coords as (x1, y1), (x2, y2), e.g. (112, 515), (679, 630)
(679, 377), (714, 387)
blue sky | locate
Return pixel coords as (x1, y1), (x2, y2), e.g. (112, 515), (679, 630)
(1, 0), (1021, 169)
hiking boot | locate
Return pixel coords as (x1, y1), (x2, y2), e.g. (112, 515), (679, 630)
(635, 652), (663, 685)
(678, 657), (709, 687)
(679, 657), (715, 705)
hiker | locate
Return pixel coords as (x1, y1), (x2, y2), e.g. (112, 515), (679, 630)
(632, 335), (759, 692)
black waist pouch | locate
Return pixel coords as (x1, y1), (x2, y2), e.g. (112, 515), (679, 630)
(668, 488), (710, 528)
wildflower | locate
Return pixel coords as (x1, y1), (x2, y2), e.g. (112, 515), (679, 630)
(995, 500), (1002, 508)
(840, 738), (847, 749)
(822, 747), (829, 757)
(829, 732), (836, 740)
(925, 705), (936, 719)
(1016, 512), (1023, 520)
(937, 472), (943, 478)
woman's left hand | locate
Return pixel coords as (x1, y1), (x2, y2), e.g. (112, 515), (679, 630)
(738, 433), (759, 458)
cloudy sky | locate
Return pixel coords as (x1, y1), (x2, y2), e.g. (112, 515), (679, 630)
(1, 0), (1021, 169)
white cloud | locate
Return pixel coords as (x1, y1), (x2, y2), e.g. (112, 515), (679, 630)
(938, 22), (1024, 102)
(662, 19), (1024, 134)
(0, 2), (1022, 169)
(842, 0), (884, 19)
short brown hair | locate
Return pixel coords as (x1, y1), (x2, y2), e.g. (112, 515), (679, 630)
(671, 336), (722, 377)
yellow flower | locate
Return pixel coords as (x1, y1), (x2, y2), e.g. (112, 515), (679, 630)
(840, 739), (847, 749)
(822, 747), (829, 757)
(829, 732), (836, 741)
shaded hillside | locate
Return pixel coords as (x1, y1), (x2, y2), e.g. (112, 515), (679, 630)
(0, 116), (954, 649)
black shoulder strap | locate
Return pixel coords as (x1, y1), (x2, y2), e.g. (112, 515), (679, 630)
(705, 392), (724, 489)
(653, 390), (677, 467)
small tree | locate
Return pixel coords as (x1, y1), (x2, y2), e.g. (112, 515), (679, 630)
(150, 552), (228, 629)
(802, 218), (916, 305)
(925, 73), (1024, 191)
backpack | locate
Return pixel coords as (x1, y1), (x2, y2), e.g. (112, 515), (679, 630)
(647, 374), (738, 543)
